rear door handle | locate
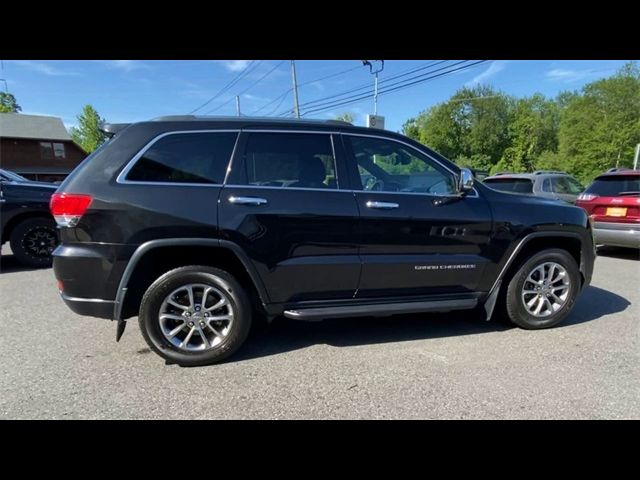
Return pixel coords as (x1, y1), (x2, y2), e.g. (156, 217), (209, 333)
(229, 196), (268, 206)
(366, 201), (399, 210)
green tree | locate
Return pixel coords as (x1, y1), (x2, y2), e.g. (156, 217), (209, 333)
(495, 94), (560, 174)
(405, 86), (515, 171)
(70, 105), (108, 153)
(0, 92), (21, 113)
(557, 61), (640, 183)
(335, 112), (354, 124)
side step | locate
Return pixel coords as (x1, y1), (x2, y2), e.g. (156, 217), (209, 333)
(284, 298), (478, 321)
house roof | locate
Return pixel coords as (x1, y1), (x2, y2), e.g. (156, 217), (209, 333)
(0, 113), (72, 141)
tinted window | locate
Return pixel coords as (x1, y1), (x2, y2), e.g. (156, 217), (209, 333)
(585, 175), (640, 196)
(243, 133), (337, 189)
(542, 178), (552, 192)
(484, 178), (534, 194)
(551, 176), (583, 194)
(126, 132), (237, 184)
(347, 136), (456, 195)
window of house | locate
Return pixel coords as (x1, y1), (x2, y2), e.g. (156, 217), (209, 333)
(53, 143), (65, 159)
(126, 132), (238, 184)
(40, 142), (54, 160)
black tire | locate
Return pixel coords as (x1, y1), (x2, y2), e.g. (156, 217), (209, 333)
(9, 217), (58, 268)
(504, 248), (580, 330)
(139, 266), (252, 366)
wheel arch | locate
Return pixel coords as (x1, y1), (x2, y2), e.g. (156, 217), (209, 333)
(484, 231), (586, 320)
(115, 238), (269, 320)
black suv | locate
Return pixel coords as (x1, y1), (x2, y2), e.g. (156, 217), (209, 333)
(1, 169), (58, 267)
(52, 116), (595, 366)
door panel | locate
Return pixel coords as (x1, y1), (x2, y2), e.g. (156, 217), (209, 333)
(219, 131), (361, 304)
(344, 134), (493, 298)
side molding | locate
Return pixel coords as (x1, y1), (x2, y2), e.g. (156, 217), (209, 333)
(113, 238), (269, 320)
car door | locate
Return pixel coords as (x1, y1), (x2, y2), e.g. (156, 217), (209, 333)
(219, 130), (361, 304)
(343, 133), (493, 298)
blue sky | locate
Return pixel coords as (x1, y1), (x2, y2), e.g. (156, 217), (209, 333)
(1, 59), (633, 133)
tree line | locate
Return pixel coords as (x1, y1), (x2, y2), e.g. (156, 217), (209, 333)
(401, 62), (639, 183)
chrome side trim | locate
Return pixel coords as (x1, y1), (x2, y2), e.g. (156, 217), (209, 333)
(223, 184), (353, 193)
(116, 129), (241, 185)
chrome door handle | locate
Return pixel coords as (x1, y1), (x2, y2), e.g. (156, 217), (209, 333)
(366, 201), (399, 209)
(229, 196), (268, 206)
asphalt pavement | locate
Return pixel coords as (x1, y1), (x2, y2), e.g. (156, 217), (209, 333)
(1, 245), (638, 419)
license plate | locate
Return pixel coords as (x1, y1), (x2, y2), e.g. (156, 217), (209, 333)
(606, 207), (627, 217)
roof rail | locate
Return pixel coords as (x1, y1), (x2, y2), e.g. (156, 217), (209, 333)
(533, 170), (565, 175)
(149, 115), (353, 125)
(492, 172), (514, 176)
(606, 167), (634, 173)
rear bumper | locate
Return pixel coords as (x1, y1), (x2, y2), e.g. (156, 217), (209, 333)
(594, 222), (640, 249)
(60, 293), (115, 319)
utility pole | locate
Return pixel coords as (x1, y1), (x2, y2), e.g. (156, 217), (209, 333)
(290, 60), (300, 118)
(634, 143), (640, 170)
(235, 95), (241, 117)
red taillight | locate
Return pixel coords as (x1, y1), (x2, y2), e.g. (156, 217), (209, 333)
(57, 280), (64, 292)
(50, 193), (92, 227)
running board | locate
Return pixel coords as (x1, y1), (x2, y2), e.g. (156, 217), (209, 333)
(283, 298), (478, 321)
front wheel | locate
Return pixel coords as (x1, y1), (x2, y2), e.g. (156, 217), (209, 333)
(505, 249), (581, 329)
(139, 266), (252, 366)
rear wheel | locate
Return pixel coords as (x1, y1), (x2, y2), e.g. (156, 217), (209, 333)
(505, 248), (580, 329)
(139, 266), (252, 366)
(9, 217), (58, 268)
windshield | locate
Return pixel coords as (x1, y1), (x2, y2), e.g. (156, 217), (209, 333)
(585, 175), (640, 196)
(484, 178), (534, 194)
(0, 169), (29, 182)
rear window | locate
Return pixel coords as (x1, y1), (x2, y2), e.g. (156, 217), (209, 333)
(126, 132), (237, 184)
(484, 178), (534, 194)
(585, 175), (640, 197)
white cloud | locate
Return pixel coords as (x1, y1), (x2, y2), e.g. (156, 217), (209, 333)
(104, 60), (149, 72)
(465, 61), (506, 86)
(218, 60), (252, 72)
(545, 68), (594, 83)
(14, 61), (80, 76)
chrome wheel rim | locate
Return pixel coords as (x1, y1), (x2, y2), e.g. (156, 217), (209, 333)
(23, 227), (57, 258)
(521, 262), (571, 318)
(159, 283), (234, 352)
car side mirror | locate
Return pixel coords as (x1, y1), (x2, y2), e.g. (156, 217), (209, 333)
(458, 168), (474, 193)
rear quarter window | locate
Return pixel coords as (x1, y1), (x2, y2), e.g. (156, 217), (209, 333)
(125, 132), (238, 184)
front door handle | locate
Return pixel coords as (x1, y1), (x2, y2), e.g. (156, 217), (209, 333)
(229, 196), (268, 206)
(366, 200), (399, 209)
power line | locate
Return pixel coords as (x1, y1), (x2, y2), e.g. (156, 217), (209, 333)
(300, 61), (487, 117)
(288, 60), (450, 113)
(264, 90), (291, 116)
(251, 62), (365, 115)
(204, 60), (286, 115)
(188, 60), (261, 114)
(287, 61), (469, 117)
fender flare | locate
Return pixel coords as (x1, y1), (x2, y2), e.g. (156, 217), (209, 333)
(113, 238), (269, 320)
(484, 230), (587, 320)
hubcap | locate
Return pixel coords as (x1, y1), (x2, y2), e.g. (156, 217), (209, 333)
(521, 262), (571, 318)
(23, 227), (57, 257)
(159, 283), (234, 352)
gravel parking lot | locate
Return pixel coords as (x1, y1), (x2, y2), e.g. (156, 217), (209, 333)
(1, 245), (638, 419)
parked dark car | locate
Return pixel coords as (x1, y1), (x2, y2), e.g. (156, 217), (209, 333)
(576, 169), (640, 249)
(1, 168), (59, 267)
(51, 117), (595, 366)
(483, 171), (584, 204)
